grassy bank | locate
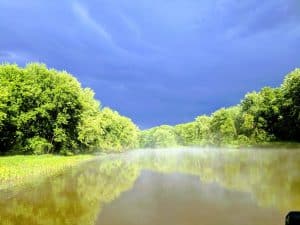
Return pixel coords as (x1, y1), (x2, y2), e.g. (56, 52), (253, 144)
(0, 155), (93, 190)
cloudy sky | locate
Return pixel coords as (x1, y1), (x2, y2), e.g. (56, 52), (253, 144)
(0, 0), (299, 128)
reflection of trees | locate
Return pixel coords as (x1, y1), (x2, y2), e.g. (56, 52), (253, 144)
(0, 158), (140, 225)
(1, 149), (299, 225)
(130, 149), (300, 212)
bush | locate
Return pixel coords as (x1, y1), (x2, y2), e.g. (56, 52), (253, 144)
(25, 137), (53, 155)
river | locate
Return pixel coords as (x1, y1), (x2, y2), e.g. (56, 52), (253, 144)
(1, 148), (300, 225)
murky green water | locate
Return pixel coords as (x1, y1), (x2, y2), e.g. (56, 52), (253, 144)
(1, 148), (300, 225)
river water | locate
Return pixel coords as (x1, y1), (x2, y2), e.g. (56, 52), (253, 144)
(1, 148), (300, 225)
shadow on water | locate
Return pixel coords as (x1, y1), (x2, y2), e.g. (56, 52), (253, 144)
(1, 148), (300, 225)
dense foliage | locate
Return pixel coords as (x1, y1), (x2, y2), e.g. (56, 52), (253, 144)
(1, 63), (300, 153)
(79, 107), (139, 152)
(140, 125), (177, 148)
(0, 63), (139, 155)
(141, 68), (300, 147)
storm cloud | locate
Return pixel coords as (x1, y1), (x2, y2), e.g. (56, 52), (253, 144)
(0, 0), (299, 128)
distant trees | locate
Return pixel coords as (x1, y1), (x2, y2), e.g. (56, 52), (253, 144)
(0, 63), (139, 155)
(141, 68), (300, 148)
(140, 125), (177, 148)
(174, 122), (198, 146)
(209, 107), (239, 146)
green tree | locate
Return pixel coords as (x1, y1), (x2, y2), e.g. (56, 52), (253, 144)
(239, 87), (281, 142)
(194, 115), (211, 145)
(280, 69), (300, 141)
(140, 125), (177, 148)
(77, 88), (102, 151)
(174, 122), (198, 146)
(0, 63), (140, 155)
(96, 108), (139, 152)
(209, 107), (239, 146)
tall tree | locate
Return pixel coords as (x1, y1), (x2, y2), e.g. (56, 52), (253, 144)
(280, 69), (300, 141)
(0, 63), (140, 155)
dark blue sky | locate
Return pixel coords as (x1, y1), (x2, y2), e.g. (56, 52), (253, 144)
(0, 0), (299, 128)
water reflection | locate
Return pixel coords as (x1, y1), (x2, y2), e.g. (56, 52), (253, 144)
(1, 149), (300, 225)
(98, 171), (282, 225)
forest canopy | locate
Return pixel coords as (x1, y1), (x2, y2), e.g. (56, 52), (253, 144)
(0, 63), (139, 155)
(140, 69), (300, 148)
(0, 63), (300, 154)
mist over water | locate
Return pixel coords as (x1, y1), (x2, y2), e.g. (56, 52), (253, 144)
(1, 148), (300, 225)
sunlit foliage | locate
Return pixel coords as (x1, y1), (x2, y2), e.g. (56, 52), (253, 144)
(1, 63), (300, 152)
(142, 68), (300, 147)
(0, 63), (139, 155)
(280, 68), (300, 141)
(140, 125), (177, 148)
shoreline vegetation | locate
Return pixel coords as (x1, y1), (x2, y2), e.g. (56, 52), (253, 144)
(0, 63), (300, 154)
(1, 63), (300, 190)
(0, 155), (92, 191)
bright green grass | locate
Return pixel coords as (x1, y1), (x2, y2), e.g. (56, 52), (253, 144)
(0, 155), (92, 190)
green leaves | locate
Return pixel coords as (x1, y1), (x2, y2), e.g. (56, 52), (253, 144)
(25, 137), (53, 155)
(1, 62), (300, 153)
(140, 125), (177, 148)
(0, 63), (139, 155)
(96, 108), (139, 152)
(279, 69), (300, 140)
(142, 69), (300, 147)
(209, 107), (239, 146)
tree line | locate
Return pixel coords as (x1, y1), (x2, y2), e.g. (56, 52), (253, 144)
(140, 68), (300, 148)
(0, 63), (299, 154)
(0, 63), (139, 155)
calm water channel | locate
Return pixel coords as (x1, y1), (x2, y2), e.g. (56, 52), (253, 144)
(1, 148), (300, 225)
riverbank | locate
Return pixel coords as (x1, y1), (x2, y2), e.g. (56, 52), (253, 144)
(0, 155), (93, 191)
